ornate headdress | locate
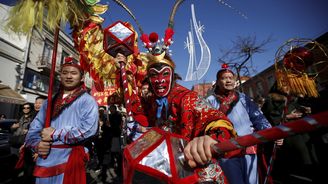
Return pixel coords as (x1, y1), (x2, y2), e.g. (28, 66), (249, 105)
(61, 56), (83, 72)
(140, 31), (175, 69)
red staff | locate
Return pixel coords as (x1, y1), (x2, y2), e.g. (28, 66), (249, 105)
(103, 21), (139, 146)
(211, 111), (328, 154)
(44, 27), (60, 128)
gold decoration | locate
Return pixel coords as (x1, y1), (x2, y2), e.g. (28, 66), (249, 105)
(274, 39), (328, 98)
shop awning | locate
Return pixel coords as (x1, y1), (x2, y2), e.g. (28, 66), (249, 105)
(0, 84), (26, 104)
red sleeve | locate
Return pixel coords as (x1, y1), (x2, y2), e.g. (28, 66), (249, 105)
(207, 126), (244, 158)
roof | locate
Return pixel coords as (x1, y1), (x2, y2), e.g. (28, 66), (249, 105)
(0, 84), (26, 104)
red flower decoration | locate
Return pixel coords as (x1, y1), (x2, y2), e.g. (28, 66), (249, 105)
(149, 32), (159, 43)
(221, 63), (229, 69)
(140, 33), (151, 48)
(164, 28), (174, 46)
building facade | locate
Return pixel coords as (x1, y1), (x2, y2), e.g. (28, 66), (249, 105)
(242, 32), (328, 99)
(191, 82), (214, 98)
(0, 3), (79, 118)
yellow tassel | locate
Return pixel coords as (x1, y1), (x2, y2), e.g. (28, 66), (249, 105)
(285, 72), (319, 98)
(5, 0), (36, 34)
(35, 1), (44, 31)
(91, 4), (108, 15)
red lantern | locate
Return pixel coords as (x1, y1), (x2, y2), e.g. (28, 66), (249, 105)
(123, 128), (197, 183)
(103, 21), (136, 57)
(283, 47), (313, 72)
(123, 128), (226, 183)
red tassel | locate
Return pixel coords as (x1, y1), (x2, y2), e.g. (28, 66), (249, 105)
(140, 33), (151, 48)
(164, 28), (174, 46)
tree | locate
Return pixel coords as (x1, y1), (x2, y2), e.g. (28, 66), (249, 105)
(218, 35), (272, 91)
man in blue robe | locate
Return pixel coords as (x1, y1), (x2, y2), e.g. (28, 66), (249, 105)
(206, 67), (272, 184)
(25, 57), (98, 184)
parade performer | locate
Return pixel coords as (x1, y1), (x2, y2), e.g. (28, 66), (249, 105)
(119, 36), (239, 182)
(206, 65), (272, 184)
(25, 58), (99, 183)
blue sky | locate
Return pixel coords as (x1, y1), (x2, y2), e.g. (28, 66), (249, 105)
(101, 0), (328, 89)
(3, 0), (328, 89)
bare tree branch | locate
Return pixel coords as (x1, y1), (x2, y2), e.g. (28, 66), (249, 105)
(217, 35), (272, 91)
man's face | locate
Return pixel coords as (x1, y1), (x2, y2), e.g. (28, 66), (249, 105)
(99, 108), (105, 115)
(34, 98), (44, 112)
(60, 66), (83, 91)
(109, 105), (117, 114)
(216, 72), (236, 92)
(148, 65), (173, 97)
(141, 84), (149, 97)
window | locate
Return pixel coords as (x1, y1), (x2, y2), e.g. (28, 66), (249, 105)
(249, 87), (254, 99)
(267, 75), (275, 89)
(61, 51), (69, 65)
(23, 68), (60, 93)
(256, 81), (264, 96)
(41, 40), (53, 67)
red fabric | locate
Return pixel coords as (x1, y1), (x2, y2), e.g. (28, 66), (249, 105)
(214, 90), (239, 115)
(257, 145), (273, 184)
(52, 85), (87, 119)
(34, 163), (66, 177)
(15, 146), (25, 169)
(63, 146), (89, 184)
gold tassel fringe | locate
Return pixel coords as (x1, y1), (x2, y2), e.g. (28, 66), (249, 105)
(276, 70), (319, 98)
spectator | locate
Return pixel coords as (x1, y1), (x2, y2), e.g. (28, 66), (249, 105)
(262, 82), (318, 183)
(255, 96), (266, 110)
(206, 66), (272, 184)
(9, 103), (34, 183)
(32, 96), (46, 119)
(140, 81), (152, 99)
(10, 103), (33, 155)
(94, 106), (109, 180)
(108, 104), (123, 180)
(0, 114), (6, 120)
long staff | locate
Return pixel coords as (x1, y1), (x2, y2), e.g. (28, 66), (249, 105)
(45, 26), (60, 128)
(211, 111), (327, 154)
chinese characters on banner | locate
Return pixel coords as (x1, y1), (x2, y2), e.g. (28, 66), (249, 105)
(91, 83), (122, 106)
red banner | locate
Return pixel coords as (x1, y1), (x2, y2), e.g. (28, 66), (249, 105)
(91, 84), (118, 106)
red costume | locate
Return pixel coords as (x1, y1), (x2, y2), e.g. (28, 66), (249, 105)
(142, 83), (234, 141)
(119, 6), (237, 182)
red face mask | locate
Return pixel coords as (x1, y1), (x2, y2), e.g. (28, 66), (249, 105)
(148, 66), (173, 97)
